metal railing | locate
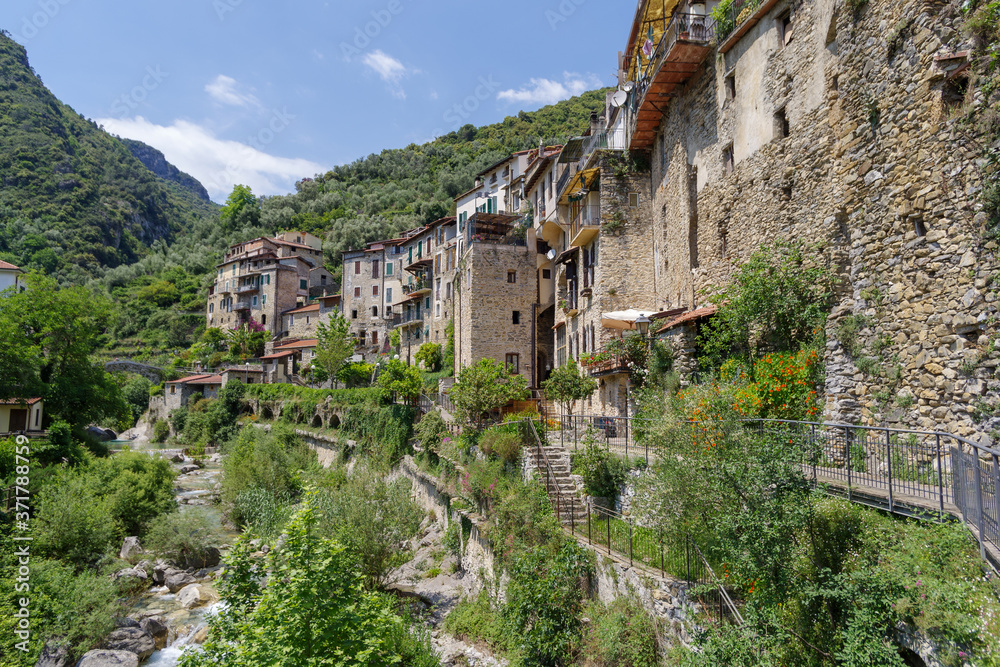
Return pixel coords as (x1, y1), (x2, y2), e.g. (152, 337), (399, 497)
(556, 167), (573, 199)
(525, 419), (743, 625)
(715, 0), (764, 43)
(562, 412), (1000, 570)
(558, 414), (656, 464)
(582, 127), (627, 165)
(567, 205), (602, 244)
(402, 281), (430, 295)
(236, 283), (260, 294)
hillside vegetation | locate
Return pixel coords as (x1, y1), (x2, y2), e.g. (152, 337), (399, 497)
(0, 31), (217, 284)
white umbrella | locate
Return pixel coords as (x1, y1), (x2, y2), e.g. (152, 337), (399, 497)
(600, 309), (659, 331)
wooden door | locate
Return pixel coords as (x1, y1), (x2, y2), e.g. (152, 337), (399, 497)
(9, 409), (27, 432)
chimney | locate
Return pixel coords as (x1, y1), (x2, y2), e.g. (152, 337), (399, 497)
(539, 139), (545, 156)
(590, 111), (600, 136)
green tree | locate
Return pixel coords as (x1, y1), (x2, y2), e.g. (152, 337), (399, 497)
(313, 313), (354, 385)
(121, 374), (152, 425)
(450, 358), (529, 429)
(220, 184), (261, 230)
(0, 272), (128, 427)
(226, 322), (269, 364)
(699, 242), (833, 370)
(415, 342), (443, 372)
(182, 501), (438, 667)
(376, 358), (423, 400)
(541, 359), (597, 417)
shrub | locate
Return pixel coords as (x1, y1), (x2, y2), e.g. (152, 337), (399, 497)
(34, 472), (118, 566)
(313, 466), (424, 589)
(479, 429), (522, 464)
(444, 591), (504, 649)
(415, 342), (443, 372)
(152, 418), (170, 443)
(571, 435), (627, 499)
(89, 452), (177, 536)
(582, 597), (661, 667)
(220, 427), (315, 519)
(414, 409), (449, 452)
(144, 509), (223, 568)
(230, 486), (294, 539)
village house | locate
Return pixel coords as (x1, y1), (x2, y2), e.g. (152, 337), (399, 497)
(0, 397), (43, 435)
(206, 231), (334, 340)
(0, 260), (23, 293)
(164, 374), (225, 411)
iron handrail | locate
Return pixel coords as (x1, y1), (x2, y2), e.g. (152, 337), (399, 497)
(690, 540), (746, 626)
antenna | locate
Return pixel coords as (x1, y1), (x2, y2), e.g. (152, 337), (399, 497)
(621, 81), (634, 93)
(611, 90), (628, 108)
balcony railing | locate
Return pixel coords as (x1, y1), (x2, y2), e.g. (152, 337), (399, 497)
(402, 280), (430, 295)
(582, 128), (626, 165)
(236, 283), (259, 294)
(568, 205), (602, 248)
(556, 168), (573, 198)
(467, 219), (528, 247)
(235, 300), (252, 310)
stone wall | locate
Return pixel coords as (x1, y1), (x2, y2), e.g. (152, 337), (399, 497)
(457, 243), (539, 383)
(641, 0), (998, 440)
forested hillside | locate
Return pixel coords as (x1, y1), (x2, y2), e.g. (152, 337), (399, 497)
(0, 32), (217, 284)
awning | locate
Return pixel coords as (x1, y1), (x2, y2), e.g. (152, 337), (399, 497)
(600, 309), (660, 331)
(554, 246), (579, 265)
(655, 305), (717, 334)
(558, 168), (600, 205)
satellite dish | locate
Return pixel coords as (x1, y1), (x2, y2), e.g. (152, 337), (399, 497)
(621, 81), (634, 92)
(611, 90), (628, 108)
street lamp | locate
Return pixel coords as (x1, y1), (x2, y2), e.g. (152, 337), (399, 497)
(634, 314), (651, 338)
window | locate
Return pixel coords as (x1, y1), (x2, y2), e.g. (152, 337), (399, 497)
(262, 294), (267, 305)
(436, 303), (441, 316)
(446, 283), (452, 299)
(209, 303), (214, 313)
(725, 72), (736, 101)
(266, 274), (271, 285)
(355, 261), (361, 275)
(359, 331), (367, 345)
(372, 260), (380, 278)
(373, 285), (379, 296)
(778, 10), (793, 47)
(425, 296), (431, 309)
(371, 331), (378, 345)
(512, 311), (521, 325)
(261, 314), (266, 325)
(506, 353), (520, 373)
(774, 107), (789, 139)
(300, 279), (307, 290)
(354, 287), (361, 298)
(351, 309), (358, 319)
(507, 270), (517, 283)
(372, 306), (378, 317)
(170, 385), (175, 395)
(321, 275), (327, 285)
(628, 192), (640, 208)
(386, 262), (393, 276)
(252, 295), (258, 307)
(306, 316), (310, 324)
(289, 315), (295, 326)
(542, 268), (551, 280)
(723, 144), (735, 176)
(386, 287), (393, 303)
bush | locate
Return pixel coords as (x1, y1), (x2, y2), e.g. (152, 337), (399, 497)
(89, 452), (177, 536)
(152, 418), (170, 443)
(479, 429), (522, 465)
(414, 409), (449, 452)
(220, 427), (315, 521)
(571, 435), (627, 499)
(582, 598), (661, 667)
(34, 472), (118, 566)
(313, 466), (423, 589)
(415, 342), (443, 372)
(230, 486), (294, 540)
(444, 591), (504, 648)
(144, 509), (223, 567)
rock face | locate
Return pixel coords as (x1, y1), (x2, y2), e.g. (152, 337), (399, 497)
(120, 138), (212, 202)
(75, 650), (140, 667)
(35, 641), (70, 667)
(119, 537), (143, 561)
(181, 546), (221, 570)
(111, 567), (147, 584)
(139, 616), (169, 649)
(102, 628), (155, 661)
(164, 570), (198, 593)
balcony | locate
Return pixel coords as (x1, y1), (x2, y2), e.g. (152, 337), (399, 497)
(625, 9), (715, 151)
(465, 213), (527, 247)
(402, 280), (431, 296)
(235, 300), (252, 311)
(236, 283), (259, 294)
(568, 205), (602, 248)
(716, 0), (782, 52)
(581, 354), (630, 377)
(393, 311), (424, 328)
(405, 255), (433, 273)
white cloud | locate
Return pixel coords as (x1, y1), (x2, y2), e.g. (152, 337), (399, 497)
(97, 116), (326, 202)
(362, 50), (411, 99)
(205, 75), (261, 108)
(497, 72), (603, 106)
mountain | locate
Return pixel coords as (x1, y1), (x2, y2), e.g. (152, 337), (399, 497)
(121, 138), (212, 203)
(0, 31), (216, 284)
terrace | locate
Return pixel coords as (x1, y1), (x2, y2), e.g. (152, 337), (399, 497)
(624, 0), (715, 151)
(464, 212), (527, 247)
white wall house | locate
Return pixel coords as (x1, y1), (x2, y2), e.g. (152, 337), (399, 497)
(0, 260), (23, 293)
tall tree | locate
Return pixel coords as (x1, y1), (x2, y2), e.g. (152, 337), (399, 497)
(220, 184), (262, 231)
(0, 273), (127, 427)
(541, 359), (597, 417)
(313, 313), (354, 385)
(449, 358), (529, 429)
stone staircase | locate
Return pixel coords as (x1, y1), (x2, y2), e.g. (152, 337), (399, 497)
(524, 442), (588, 527)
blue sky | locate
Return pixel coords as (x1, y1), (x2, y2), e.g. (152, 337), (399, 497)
(1, 0), (633, 202)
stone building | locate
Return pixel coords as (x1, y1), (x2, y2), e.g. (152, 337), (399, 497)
(342, 236), (410, 361)
(455, 213), (543, 385)
(206, 231), (333, 339)
(611, 0), (998, 439)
